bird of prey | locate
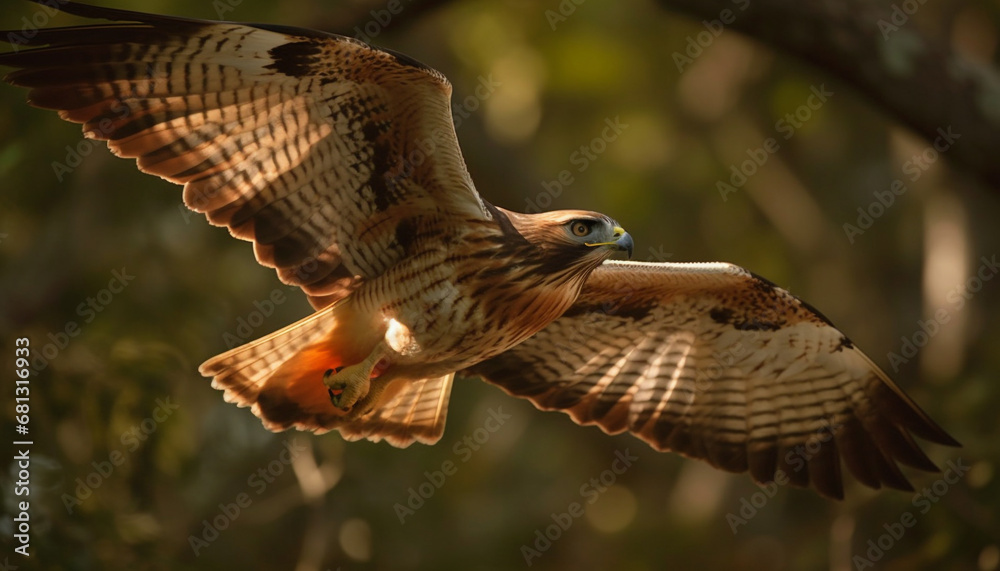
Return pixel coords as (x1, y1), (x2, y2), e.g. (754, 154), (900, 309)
(0, 0), (958, 499)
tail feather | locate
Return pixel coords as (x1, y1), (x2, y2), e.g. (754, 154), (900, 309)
(200, 303), (340, 403)
(200, 302), (353, 433)
(339, 374), (455, 447)
(200, 303), (455, 444)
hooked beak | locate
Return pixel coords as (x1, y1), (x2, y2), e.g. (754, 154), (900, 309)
(613, 227), (634, 259)
(586, 226), (633, 259)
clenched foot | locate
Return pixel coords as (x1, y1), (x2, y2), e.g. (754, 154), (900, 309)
(322, 341), (392, 411)
(324, 366), (371, 412)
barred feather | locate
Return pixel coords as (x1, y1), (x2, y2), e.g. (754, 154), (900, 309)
(338, 374), (455, 446)
(467, 261), (959, 499)
(0, 0), (489, 308)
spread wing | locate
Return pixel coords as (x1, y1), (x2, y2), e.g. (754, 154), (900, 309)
(465, 261), (959, 499)
(0, 1), (490, 308)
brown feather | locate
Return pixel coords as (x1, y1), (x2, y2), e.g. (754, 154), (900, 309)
(1, 0), (491, 308)
(468, 261), (959, 498)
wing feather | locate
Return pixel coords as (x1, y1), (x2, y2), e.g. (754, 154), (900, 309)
(338, 373), (455, 447)
(466, 261), (959, 499)
(0, 0), (490, 308)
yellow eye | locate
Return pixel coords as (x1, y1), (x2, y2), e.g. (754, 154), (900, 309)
(571, 221), (590, 237)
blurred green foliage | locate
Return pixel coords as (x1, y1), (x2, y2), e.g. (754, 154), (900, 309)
(1, 0), (998, 570)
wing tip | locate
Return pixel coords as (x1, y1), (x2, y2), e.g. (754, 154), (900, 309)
(916, 423), (962, 448)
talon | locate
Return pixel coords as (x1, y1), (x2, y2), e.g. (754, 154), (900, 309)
(322, 366), (371, 410)
(329, 389), (351, 412)
(327, 387), (342, 406)
(327, 381), (350, 408)
(321, 342), (393, 411)
(324, 369), (347, 406)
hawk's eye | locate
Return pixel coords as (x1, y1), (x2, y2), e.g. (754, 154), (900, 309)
(570, 221), (591, 237)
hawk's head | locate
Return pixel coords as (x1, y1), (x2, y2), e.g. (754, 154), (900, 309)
(505, 209), (634, 270)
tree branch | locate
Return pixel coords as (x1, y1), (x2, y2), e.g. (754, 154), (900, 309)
(658, 0), (1000, 187)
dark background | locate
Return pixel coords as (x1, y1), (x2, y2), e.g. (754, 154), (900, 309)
(1, 0), (998, 569)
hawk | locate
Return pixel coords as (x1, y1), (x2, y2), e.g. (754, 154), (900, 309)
(1, 0), (958, 499)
